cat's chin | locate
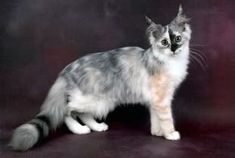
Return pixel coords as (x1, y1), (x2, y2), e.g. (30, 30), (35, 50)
(170, 51), (181, 56)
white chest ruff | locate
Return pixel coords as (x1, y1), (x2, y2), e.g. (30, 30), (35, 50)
(165, 57), (188, 88)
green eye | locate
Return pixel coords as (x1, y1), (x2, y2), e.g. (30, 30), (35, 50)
(175, 36), (182, 42)
(161, 39), (169, 46)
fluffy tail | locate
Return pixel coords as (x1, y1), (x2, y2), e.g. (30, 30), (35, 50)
(9, 77), (67, 151)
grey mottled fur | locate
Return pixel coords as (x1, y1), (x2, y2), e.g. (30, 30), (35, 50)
(10, 78), (67, 151)
(61, 47), (160, 101)
(10, 6), (191, 151)
(10, 124), (39, 151)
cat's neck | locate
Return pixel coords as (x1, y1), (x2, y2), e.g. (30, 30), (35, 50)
(142, 45), (190, 75)
(142, 48), (163, 75)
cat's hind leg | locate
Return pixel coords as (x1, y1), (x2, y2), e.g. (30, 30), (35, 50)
(64, 116), (91, 134)
(79, 113), (108, 132)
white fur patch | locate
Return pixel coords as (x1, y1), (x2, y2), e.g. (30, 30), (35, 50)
(67, 89), (116, 118)
(165, 131), (181, 140)
(65, 116), (91, 134)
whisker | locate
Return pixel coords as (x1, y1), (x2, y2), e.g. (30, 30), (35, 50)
(189, 45), (208, 71)
(191, 50), (205, 60)
(190, 47), (206, 54)
(190, 47), (208, 66)
(190, 53), (207, 71)
(191, 44), (206, 47)
(190, 47), (206, 55)
(190, 51), (208, 68)
(189, 56), (198, 67)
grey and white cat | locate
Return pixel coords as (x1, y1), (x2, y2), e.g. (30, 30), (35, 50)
(10, 6), (191, 151)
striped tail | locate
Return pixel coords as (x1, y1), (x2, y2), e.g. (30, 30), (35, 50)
(9, 77), (67, 151)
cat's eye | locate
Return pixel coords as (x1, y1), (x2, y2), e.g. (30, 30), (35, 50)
(175, 36), (182, 42)
(161, 39), (169, 46)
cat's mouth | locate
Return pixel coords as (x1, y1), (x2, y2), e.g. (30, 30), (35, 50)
(171, 49), (181, 56)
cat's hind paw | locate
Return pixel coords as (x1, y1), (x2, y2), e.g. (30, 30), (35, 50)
(164, 131), (181, 140)
(71, 125), (91, 135)
(76, 125), (91, 134)
(92, 122), (109, 132)
(65, 116), (91, 135)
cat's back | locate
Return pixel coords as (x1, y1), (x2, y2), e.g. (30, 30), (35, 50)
(91, 46), (145, 61)
(111, 46), (144, 55)
(59, 46), (145, 95)
(61, 46), (144, 75)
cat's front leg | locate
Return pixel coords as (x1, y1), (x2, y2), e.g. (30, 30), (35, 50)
(150, 86), (180, 140)
(151, 104), (180, 140)
(150, 107), (163, 136)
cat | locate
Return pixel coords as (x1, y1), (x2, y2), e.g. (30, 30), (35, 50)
(10, 5), (191, 151)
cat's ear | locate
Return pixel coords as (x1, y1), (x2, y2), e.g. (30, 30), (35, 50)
(146, 23), (165, 45)
(173, 5), (190, 26)
(145, 15), (164, 44)
(177, 4), (183, 17)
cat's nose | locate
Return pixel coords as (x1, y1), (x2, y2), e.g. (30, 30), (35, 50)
(171, 44), (178, 52)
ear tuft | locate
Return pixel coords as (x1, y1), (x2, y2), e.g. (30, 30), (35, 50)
(178, 4), (183, 16)
(174, 4), (190, 25)
(145, 16), (153, 25)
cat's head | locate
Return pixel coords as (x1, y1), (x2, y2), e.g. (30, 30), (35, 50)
(146, 5), (191, 60)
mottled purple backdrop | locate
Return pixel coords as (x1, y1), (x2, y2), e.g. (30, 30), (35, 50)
(0, 0), (235, 134)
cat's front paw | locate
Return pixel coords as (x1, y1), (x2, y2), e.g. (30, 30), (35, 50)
(164, 131), (181, 140)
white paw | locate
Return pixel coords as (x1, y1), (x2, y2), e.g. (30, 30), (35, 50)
(92, 123), (109, 132)
(165, 131), (181, 140)
(73, 125), (91, 135)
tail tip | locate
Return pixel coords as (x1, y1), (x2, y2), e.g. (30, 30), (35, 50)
(9, 124), (39, 151)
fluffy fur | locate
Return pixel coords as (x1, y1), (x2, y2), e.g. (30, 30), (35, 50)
(10, 6), (191, 151)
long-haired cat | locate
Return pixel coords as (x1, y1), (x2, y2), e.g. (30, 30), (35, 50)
(10, 6), (191, 151)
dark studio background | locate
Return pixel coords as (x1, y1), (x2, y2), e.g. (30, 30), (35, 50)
(1, 0), (235, 157)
